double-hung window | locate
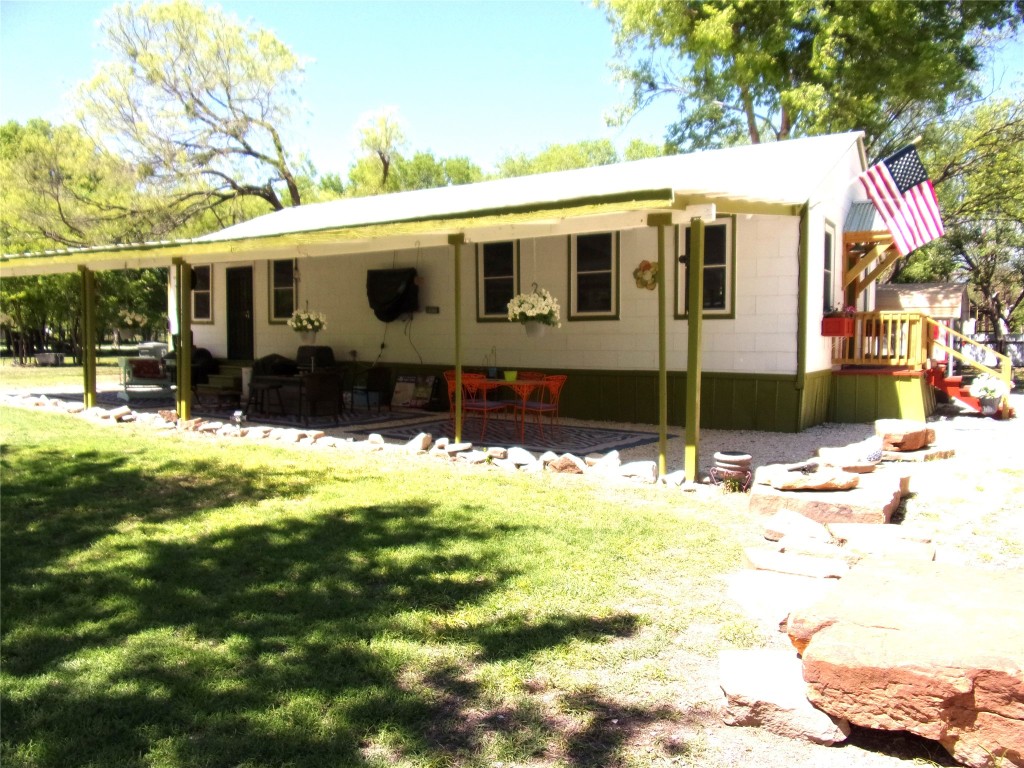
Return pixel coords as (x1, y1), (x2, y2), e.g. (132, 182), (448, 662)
(677, 216), (735, 318)
(477, 241), (518, 320)
(269, 259), (296, 322)
(570, 232), (618, 319)
(823, 222), (836, 312)
(191, 265), (212, 322)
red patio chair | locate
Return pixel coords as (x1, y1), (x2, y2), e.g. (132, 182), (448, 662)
(519, 374), (566, 438)
(461, 374), (508, 440)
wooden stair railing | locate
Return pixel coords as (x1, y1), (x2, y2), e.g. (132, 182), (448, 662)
(923, 316), (1012, 414)
(828, 311), (1013, 415)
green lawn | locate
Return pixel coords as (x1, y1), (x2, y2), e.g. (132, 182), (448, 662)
(0, 356), (123, 391)
(0, 406), (757, 768)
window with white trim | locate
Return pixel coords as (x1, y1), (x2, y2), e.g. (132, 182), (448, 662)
(477, 241), (519, 320)
(676, 217), (734, 317)
(191, 265), (212, 322)
(570, 232), (617, 319)
(269, 259), (296, 322)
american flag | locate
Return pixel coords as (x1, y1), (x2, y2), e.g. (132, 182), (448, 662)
(858, 145), (944, 256)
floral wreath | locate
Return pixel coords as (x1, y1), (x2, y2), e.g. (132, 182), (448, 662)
(632, 260), (659, 290)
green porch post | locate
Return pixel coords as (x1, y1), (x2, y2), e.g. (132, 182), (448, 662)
(449, 234), (465, 442)
(647, 213), (672, 477)
(174, 258), (192, 420)
(684, 218), (706, 482)
(78, 266), (97, 408)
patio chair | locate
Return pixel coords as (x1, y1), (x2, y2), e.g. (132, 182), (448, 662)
(299, 370), (342, 426)
(518, 374), (566, 438)
(352, 366), (393, 413)
(461, 373), (508, 440)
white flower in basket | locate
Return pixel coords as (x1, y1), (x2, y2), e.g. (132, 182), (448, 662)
(507, 287), (561, 328)
(288, 309), (327, 333)
(968, 374), (1010, 400)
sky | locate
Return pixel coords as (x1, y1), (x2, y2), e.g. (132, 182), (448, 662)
(0, 0), (683, 175)
(1, 0), (1022, 178)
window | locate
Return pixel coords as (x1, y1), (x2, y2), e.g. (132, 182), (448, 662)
(191, 265), (212, 322)
(570, 232), (617, 319)
(269, 259), (296, 322)
(823, 223), (835, 312)
(477, 241), (519, 320)
(676, 216), (734, 317)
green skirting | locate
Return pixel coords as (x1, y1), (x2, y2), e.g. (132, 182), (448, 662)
(827, 369), (936, 423)
(378, 364), (935, 432)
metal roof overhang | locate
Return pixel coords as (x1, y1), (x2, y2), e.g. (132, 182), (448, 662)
(0, 188), (802, 278)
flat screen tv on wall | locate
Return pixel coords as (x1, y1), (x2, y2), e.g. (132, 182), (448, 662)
(366, 267), (419, 322)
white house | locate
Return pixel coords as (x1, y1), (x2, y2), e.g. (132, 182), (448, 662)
(7, 131), (926, 473)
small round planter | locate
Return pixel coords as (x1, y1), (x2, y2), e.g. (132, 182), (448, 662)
(524, 321), (548, 338)
(979, 397), (1000, 417)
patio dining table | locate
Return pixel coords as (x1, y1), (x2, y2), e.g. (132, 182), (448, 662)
(470, 377), (558, 441)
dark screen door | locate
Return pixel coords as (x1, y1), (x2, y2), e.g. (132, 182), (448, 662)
(226, 266), (254, 360)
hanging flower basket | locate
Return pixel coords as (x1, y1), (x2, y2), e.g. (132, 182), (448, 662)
(288, 309), (327, 334)
(507, 286), (561, 330)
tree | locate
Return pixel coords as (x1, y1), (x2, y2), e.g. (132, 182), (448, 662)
(603, 0), (1020, 157)
(78, 0), (306, 224)
(903, 97), (1024, 344)
(393, 152), (483, 191)
(354, 109), (407, 193)
(1, 119), (168, 252)
(345, 110), (483, 196)
(623, 138), (668, 161)
(495, 139), (621, 177)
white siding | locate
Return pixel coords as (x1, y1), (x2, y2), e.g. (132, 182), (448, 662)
(192, 211), (811, 376)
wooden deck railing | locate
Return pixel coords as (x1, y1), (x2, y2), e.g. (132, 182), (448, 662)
(829, 311), (929, 368)
(829, 311), (1013, 390)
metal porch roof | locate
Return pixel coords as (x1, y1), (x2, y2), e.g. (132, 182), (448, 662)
(2, 131), (865, 276)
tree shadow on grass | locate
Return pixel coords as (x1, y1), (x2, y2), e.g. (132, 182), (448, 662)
(1, 454), (665, 768)
(0, 441), (321, 576)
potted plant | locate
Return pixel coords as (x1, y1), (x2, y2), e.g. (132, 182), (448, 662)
(968, 374), (1011, 416)
(821, 306), (856, 337)
(288, 308), (327, 344)
(507, 285), (561, 337)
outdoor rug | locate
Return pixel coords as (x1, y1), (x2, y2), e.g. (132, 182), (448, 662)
(349, 417), (662, 456)
(191, 404), (437, 430)
(37, 390), (179, 410)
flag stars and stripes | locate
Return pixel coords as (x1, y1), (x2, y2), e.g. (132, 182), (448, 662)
(858, 145), (945, 256)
